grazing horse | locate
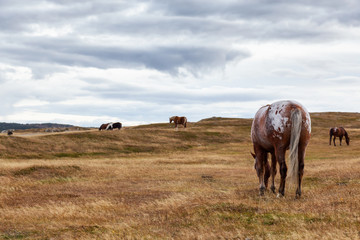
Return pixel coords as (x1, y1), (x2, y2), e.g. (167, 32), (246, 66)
(99, 122), (122, 131)
(329, 127), (349, 146)
(169, 116), (187, 128)
(251, 100), (311, 198)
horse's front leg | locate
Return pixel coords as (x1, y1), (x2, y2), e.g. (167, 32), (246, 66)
(339, 136), (343, 146)
(333, 136), (336, 146)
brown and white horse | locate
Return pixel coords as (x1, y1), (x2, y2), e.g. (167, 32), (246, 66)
(329, 127), (349, 146)
(251, 100), (311, 198)
(169, 116), (187, 128)
(99, 122), (122, 131)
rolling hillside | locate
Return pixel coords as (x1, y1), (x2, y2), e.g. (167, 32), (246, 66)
(0, 112), (360, 239)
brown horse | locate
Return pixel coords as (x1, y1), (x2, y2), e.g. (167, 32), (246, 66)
(169, 116), (187, 128)
(329, 127), (349, 146)
(251, 100), (311, 198)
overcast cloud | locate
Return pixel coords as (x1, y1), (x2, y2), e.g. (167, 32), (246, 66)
(1, 0), (360, 126)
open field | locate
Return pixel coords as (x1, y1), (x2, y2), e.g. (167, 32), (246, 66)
(1, 112), (360, 239)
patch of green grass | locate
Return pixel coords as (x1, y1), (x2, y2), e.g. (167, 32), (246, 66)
(54, 152), (105, 158)
(13, 166), (51, 176)
(0, 231), (29, 239)
(204, 132), (222, 136)
(261, 213), (276, 225)
(304, 176), (321, 184)
(13, 165), (81, 177)
(176, 131), (198, 141)
(6, 154), (45, 159)
(174, 145), (193, 151)
(120, 145), (155, 153)
(40, 176), (77, 184)
(54, 152), (84, 158)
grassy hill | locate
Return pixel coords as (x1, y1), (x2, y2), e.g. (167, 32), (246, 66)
(0, 112), (360, 239)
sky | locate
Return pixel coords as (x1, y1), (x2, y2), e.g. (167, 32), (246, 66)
(1, 0), (360, 127)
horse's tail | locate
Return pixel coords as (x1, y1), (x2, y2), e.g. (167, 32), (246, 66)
(287, 108), (302, 186)
(184, 117), (187, 128)
(344, 129), (350, 145)
(329, 128), (333, 145)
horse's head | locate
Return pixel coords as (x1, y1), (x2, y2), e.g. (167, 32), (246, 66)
(169, 116), (176, 123)
(346, 136), (350, 145)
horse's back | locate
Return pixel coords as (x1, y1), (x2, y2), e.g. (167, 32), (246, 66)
(251, 100), (311, 149)
(180, 116), (187, 122)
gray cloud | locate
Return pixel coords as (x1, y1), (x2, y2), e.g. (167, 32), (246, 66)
(0, 0), (356, 76)
(1, 0), (360, 126)
(0, 35), (248, 76)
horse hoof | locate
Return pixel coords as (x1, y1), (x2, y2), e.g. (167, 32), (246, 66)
(259, 187), (266, 196)
(270, 186), (276, 193)
(277, 193), (284, 198)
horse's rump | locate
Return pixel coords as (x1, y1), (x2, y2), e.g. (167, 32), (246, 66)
(112, 122), (122, 129)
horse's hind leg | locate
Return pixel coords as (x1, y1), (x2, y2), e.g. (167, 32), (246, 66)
(255, 151), (267, 196)
(264, 158), (271, 189)
(339, 136), (343, 146)
(333, 136), (336, 146)
(270, 153), (277, 193)
(276, 147), (287, 197)
(296, 144), (307, 198)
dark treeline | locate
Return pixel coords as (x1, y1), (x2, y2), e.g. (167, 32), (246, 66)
(0, 122), (73, 131)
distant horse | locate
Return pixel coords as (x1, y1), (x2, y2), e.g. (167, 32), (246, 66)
(169, 116), (187, 128)
(99, 122), (122, 131)
(251, 100), (311, 198)
(7, 131), (13, 136)
(329, 127), (349, 146)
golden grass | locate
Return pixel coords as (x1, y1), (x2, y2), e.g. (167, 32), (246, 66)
(0, 113), (360, 239)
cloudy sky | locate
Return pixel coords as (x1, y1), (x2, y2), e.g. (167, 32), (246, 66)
(1, 0), (360, 127)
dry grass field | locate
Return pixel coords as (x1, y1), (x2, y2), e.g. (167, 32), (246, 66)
(1, 112), (360, 239)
